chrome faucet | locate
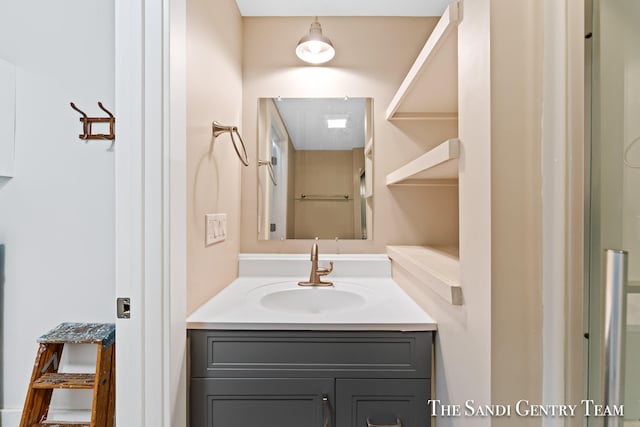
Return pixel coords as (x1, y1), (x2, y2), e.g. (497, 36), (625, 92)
(298, 239), (334, 286)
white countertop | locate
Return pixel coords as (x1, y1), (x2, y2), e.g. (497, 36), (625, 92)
(186, 254), (437, 331)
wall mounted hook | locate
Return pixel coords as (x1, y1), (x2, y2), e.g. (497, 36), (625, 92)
(70, 101), (115, 140)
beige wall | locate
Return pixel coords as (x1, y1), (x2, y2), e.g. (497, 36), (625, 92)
(186, 0), (243, 313)
(241, 17), (460, 253)
(490, 0), (543, 424)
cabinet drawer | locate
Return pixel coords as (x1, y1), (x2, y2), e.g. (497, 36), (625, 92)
(190, 378), (334, 427)
(336, 379), (430, 427)
(189, 330), (432, 379)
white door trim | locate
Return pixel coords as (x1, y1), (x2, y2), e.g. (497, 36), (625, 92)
(114, 0), (187, 425)
(541, 0), (570, 425)
(114, 0), (146, 423)
(167, 0), (188, 424)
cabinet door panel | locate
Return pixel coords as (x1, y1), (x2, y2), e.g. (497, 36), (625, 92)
(336, 379), (430, 427)
(190, 378), (334, 427)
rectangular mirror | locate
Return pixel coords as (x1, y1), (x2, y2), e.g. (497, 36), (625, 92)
(257, 97), (373, 240)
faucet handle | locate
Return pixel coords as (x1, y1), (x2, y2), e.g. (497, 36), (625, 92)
(317, 261), (334, 275)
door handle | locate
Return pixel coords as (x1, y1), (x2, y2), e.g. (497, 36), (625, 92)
(322, 394), (331, 427)
(367, 418), (402, 427)
(602, 249), (627, 427)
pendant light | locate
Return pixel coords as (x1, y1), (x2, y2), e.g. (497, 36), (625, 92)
(295, 17), (335, 65)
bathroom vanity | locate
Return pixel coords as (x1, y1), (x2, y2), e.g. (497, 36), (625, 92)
(187, 254), (436, 427)
(189, 330), (431, 426)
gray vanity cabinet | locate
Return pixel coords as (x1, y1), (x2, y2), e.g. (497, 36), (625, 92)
(189, 330), (433, 427)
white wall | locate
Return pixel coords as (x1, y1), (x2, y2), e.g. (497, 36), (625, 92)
(0, 1), (115, 424)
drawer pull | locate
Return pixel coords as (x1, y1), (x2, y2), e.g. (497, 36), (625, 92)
(367, 418), (401, 427)
(322, 394), (332, 427)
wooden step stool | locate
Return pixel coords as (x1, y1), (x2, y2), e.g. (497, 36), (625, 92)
(20, 323), (116, 427)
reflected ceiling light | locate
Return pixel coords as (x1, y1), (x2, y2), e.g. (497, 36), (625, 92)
(327, 118), (347, 129)
(295, 17), (335, 65)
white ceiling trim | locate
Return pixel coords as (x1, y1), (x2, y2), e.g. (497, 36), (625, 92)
(235, 0), (452, 17)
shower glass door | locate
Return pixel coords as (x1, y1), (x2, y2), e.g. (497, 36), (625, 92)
(587, 0), (640, 425)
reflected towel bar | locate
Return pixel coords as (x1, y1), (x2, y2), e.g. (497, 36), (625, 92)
(298, 194), (350, 201)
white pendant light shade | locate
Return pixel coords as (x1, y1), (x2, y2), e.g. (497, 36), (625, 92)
(296, 18), (335, 64)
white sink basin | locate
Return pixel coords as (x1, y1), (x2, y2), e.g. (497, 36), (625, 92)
(260, 287), (366, 314)
(247, 281), (374, 315)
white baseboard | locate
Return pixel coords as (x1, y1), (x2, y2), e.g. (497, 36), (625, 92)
(1, 409), (91, 426)
(0, 409), (21, 427)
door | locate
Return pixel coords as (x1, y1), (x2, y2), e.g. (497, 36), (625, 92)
(258, 99), (290, 240)
(586, 0), (640, 424)
(268, 132), (288, 240)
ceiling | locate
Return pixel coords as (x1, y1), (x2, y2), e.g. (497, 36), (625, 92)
(235, 0), (452, 17)
(274, 98), (366, 151)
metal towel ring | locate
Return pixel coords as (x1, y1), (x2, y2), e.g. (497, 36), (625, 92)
(212, 121), (249, 166)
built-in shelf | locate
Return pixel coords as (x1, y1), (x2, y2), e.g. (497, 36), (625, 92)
(385, 1), (460, 121)
(387, 245), (462, 305)
(384, 3), (462, 303)
(386, 138), (459, 186)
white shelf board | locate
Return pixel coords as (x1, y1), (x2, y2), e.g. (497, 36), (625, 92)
(385, 1), (459, 121)
(386, 138), (459, 185)
(387, 245), (462, 305)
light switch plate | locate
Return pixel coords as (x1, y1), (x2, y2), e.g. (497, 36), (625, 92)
(205, 213), (227, 246)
